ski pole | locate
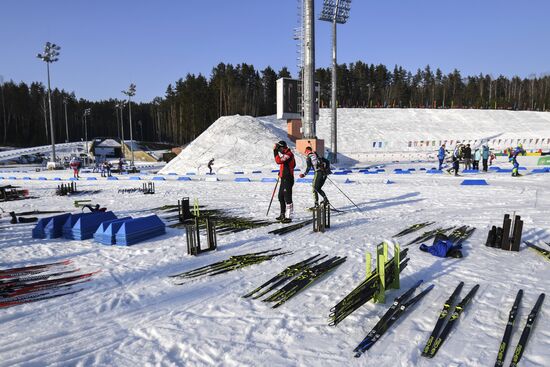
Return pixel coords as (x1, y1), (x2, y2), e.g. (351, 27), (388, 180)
(266, 177), (280, 216)
(326, 176), (361, 211)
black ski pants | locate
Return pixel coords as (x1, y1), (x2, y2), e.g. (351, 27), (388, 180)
(278, 177), (294, 214)
(482, 158), (488, 172)
(313, 172), (327, 204)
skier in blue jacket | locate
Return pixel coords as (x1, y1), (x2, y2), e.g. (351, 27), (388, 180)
(510, 144), (526, 177)
(437, 144), (446, 170)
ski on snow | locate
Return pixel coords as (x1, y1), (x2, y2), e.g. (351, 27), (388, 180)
(509, 293), (545, 367)
(354, 280), (434, 357)
(494, 289), (523, 367)
(422, 281), (465, 356)
(425, 284), (479, 358)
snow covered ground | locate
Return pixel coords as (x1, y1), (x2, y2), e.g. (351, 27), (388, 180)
(1, 151), (550, 366)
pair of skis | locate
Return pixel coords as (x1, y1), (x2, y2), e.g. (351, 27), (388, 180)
(329, 249), (409, 326)
(404, 226), (456, 246)
(422, 282), (479, 358)
(169, 249), (291, 281)
(392, 222), (434, 238)
(354, 280), (434, 357)
(494, 290), (545, 367)
(268, 220), (313, 236)
(244, 254), (346, 308)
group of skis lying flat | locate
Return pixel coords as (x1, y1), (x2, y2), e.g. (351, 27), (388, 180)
(169, 220), (549, 364)
(394, 221), (476, 247)
(0, 260), (97, 308)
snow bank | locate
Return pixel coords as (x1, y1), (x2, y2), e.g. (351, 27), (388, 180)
(160, 115), (305, 174)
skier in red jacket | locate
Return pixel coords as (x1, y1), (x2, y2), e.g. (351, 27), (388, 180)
(273, 141), (295, 223)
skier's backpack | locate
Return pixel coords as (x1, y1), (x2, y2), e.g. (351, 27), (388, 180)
(320, 157), (332, 175)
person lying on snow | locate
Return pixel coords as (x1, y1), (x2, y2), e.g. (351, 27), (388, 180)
(81, 204), (107, 213)
(419, 234), (463, 258)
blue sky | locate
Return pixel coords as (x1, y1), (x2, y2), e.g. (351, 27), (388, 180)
(1, 0), (549, 102)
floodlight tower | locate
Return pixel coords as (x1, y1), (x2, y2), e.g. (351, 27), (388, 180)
(63, 97), (69, 142)
(122, 83), (136, 167)
(37, 42), (61, 165)
(115, 100), (126, 154)
(302, 0), (316, 139)
(320, 0), (351, 163)
(83, 108), (91, 165)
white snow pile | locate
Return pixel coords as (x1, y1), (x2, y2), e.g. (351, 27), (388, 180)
(160, 115), (305, 174)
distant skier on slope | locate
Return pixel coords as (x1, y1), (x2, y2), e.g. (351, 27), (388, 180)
(437, 143), (446, 170)
(207, 158), (214, 174)
(273, 141), (295, 223)
(299, 146), (331, 209)
(509, 144), (526, 177)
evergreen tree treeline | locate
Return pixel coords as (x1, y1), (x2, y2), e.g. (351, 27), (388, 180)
(0, 62), (549, 147)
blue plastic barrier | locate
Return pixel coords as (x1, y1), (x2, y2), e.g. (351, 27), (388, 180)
(344, 178), (354, 184)
(426, 169), (443, 174)
(8, 176), (16, 180)
(69, 177), (79, 181)
(38, 177), (47, 181)
(419, 168), (426, 171)
(94, 217), (132, 245)
(531, 168), (550, 174)
(271, 169), (279, 173)
(152, 176), (165, 181)
(63, 211), (117, 240)
(408, 168), (416, 171)
(395, 171), (411, 174)
(32, 213), (71, 239)
(87, 177), (97, 180)
(252, 170), (262, 174)
(333, 171), (349, 175)
(385, 180), (395, 184)
(115, 215), (166, 246)
(130, 176), (141, 180)
(489, 166), (500, 171)
(297, 178), (313, 183)
(261, 178), (278, 183)
(186, 172), (196, 176)
(107, 176), (118, 180)
(234, 177), (251, 182)
(496, 169), (513, 173)
(22, 177), (31, 180)
(53, 177), (62, 181)
(461, 179), (488, 186)
(234, 171), (244, 174)
(178, 176), (191, 181)
(168, 173), (178, 176)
